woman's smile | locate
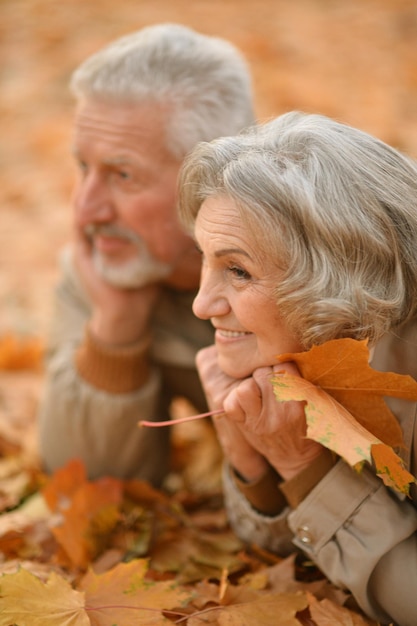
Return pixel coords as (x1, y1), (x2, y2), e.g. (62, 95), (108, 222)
(215, 328), (252, 340)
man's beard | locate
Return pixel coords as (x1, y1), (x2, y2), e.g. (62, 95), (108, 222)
(85, 224), (172, 288)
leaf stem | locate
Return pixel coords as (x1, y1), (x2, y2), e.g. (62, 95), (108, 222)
(139, 408), (224, 428)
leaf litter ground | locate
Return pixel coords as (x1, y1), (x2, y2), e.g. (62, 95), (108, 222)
(0, 338), (382, 625)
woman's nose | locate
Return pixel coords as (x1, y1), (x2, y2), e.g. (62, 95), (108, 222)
(73, 172), (115, 226)
(192, 270), (229, 320)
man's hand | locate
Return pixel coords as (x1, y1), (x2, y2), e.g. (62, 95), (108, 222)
(73, 232), (161, 345)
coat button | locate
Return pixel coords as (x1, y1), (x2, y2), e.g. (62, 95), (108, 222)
(297, 525), (314, 545)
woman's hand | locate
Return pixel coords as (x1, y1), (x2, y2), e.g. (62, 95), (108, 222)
(196, 346), (269, 481)
(223, 363), (325, 480)
(197, 346), (325, 482)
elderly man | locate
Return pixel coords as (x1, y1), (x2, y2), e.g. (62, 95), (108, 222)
(38, 23), (255, 483)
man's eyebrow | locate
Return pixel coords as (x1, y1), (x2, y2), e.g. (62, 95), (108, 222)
(103, 156), (133, 165)
(69, 150), (133, 165)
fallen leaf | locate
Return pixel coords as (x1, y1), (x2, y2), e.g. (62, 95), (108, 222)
(0, 567), (89, 626)
(0, 560), (192, 626)
(0, 334), (44, 371)
(307, 591), (373, 625)
(150, 525), (244, 584)
(0, 559), (70, 584)
(42, 458), (87, 512)
(42, 460), (124, 568)
(188, 591), (308, 626)
(51, 478), (123, 569)
(80, 559), (192, 626)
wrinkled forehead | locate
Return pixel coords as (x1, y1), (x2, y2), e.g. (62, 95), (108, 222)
(72, 98), (176, 162)
(194, 192), (290, 272)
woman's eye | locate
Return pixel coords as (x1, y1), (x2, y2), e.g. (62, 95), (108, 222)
(228, 265), (251, 280)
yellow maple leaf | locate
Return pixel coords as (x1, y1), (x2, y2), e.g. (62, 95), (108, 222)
(80, 559), (191, 625)
(272, 338), (417, 494)
(0, 568), (88, 626)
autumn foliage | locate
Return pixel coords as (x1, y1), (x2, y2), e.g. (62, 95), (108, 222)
(0, 335), (43, 372)
(273, 338), (417, 494)
(0, 334), (402, 625)
(0, 457), (376, 625)
(2, 1), (417, 623)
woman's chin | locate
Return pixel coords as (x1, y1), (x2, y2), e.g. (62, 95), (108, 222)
(218, 356), (253, 380)
(218, 352), (280, 380)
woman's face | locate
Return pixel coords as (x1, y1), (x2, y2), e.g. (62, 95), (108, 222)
(193, 196), (303, 379)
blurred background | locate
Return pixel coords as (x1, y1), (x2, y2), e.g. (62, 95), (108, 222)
(2, 0), (417, 338)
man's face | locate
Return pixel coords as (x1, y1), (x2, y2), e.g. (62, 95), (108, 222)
(71, 99), (197, 288)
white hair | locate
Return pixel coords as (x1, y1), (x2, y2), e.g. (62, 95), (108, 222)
(70, 23), (255, 159)
(178, 111), (417, 347)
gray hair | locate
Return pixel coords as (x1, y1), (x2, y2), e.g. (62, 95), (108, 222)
(70, 23), (255, 159)
(178, 111), (417, 347)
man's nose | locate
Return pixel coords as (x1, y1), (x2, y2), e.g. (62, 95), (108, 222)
(73, 172), (115, 225)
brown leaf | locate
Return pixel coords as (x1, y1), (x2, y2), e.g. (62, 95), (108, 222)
(124, 478), (172, 506)
(276, 338), (417, 447)
(188, 591), (308, 626)
(307, 592), (377, 625)
(273, 338), (417, 493)
(150, 525), (244, 584)
(272, 371), (415, 493)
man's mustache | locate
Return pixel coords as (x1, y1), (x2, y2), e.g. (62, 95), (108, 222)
(84, 223), (140, 244)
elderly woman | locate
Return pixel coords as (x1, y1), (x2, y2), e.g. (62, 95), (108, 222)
(177, 112), (417, 626)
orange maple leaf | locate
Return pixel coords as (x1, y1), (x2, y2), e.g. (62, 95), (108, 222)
(272, 338), (417, 494)
(42, 458), (87, 512)
(0, 333), (44, 371)
(42, 459), (123, 569)
(277, 338), (417, 447)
